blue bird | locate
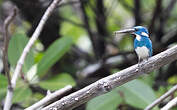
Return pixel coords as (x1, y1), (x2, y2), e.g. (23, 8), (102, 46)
(115, 26), (152, 64)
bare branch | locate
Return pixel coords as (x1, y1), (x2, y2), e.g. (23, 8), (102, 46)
(42, 45), (177, 110)
(156, 0), (177, 41)
(3, 0), (63, 110)
(2, 7), (17, 86)
(145, 84), (177, 110)
(162, 26), (177, 46)
(25, 85), (72, 110)
(57, 0), (80, 8)
(133, 0), (142, 25)
(148, 0), (162, 34)
(161, 97), (177, 110)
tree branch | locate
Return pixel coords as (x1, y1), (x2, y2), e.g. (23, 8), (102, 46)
(162, 27), (177, 47)
(3, 0), (63, 110)
(156, 0), (177, 41)
(161, 97), (177, 110)
(42, 44), (177, 110)
(25, 85), (72, 110)
(145, 84), (177, 110)
(57, 0), (80, 8)
(148, 0), (162, 34)
(79, 0), (102, 59)
(2, 7), (17, 86)
(133, 0), (141, 25)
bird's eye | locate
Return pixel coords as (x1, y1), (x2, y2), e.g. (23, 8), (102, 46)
(135, 28), (138, 31)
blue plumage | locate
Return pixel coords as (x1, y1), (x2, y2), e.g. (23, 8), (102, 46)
(133, 26), (152, 60)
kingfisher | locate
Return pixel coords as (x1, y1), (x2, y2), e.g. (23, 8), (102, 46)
(115, 26), (152, 64)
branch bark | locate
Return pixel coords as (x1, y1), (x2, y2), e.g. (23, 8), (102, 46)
(145, 84), (177, 110)
(133, 0), (141, 25)
(2, 7), (17, 86)
(25, 85), (72, 110)
(161, 97), (177, 110)
(148, 0), (162, 34)
(42, 44), (177, 110)
(3, 0), (63, 110)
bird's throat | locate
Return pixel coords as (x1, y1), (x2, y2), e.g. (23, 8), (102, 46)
(135, 34), (141, 41)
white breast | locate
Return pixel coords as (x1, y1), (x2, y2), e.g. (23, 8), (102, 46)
(135, 46), (149, 59)
(136, 34), (141, 41)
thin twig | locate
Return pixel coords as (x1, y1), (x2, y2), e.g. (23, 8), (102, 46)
(162, 26), (177, 46)
(42, 44), (177, 110)
(3, 0), (63, 110)
(161, 97), (177, 110)
(145, 84), (177, 110)
(2, 7), (17, 86)
(25, 85), (72, 110)
(57, 0), (80, 8)
(156, 0), (177, 41)
(148, 0), (162, 34)
(79, 0), (102, 59)
(133, 0), (141, 25)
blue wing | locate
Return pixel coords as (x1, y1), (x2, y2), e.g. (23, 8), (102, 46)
(134, 37), (153, 56)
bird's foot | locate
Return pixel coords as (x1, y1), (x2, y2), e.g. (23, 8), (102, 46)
(138, 58), (147, 68)
(138, 62), (143, 68)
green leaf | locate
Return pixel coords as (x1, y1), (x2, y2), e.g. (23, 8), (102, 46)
(39, 73), (76, 91)
(140, 70), (157, 86)
(13, 84), (32, 103)
(37, 36), (73, 77)
(86, 88), (122, 110)
(168, 75), (177, 84)
(0, 88), (7, 101)
(119, 79), (156, 109)
(8, 33), (34, 73)
(60, 22), (85, 42)
(0, 74), (8, 100)
(87, 79), (157, 110)
(0, 74), (8, 88)
(119, 36), (133, 51)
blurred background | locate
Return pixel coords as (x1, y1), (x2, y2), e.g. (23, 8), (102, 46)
(0, 0), (177, 110)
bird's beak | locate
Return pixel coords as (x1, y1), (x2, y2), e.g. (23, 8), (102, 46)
(114, 28), (136, 35)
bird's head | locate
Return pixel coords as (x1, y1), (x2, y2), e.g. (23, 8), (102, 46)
(115, 26), (149, 38)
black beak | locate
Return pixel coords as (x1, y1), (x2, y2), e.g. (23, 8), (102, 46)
(114, 28), (136, 35)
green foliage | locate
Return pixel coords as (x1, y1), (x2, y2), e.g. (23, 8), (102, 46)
(0, 75), (33, 106)
(86, 88), (122, 110)
(39, 73), (76, 91)
(168, 75), (177, 84)
(119, 36), (133, 51)
(34, 52), (44, 63)
(37, 36), (73, 77)
(140, 70), (157, 87)
(60, 6), (85, 42)
(119, 79), (156, 109)
(0, 74), (8, 88)
(142, 0), (155, 11)
(8, 33), (34, 73)
(86, 79), (157, 110)
(60, 22), (85, 42)
(124, 0), (133, 8)
(0, 74), (8, 100)
(13, 84), (32, 104)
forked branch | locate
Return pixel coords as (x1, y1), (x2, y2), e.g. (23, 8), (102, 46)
(43, 45), (177, 110)
(3, 0), (63, 110)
